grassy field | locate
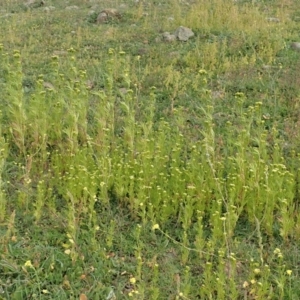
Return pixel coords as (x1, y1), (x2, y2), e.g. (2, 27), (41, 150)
(0, 0), (300, 299)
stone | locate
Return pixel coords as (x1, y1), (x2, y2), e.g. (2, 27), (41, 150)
(65, 6), (79, 10)
(86, 80), (95, 90)
(96, 8), (121, 24)
(266, 17), (280, 23)
(162, 32), (176, 42)
(53, 50), (68, 56)
(291, 42), (300, 51)
(97, 12), (107, 23)
(43, 82), (55, 90)
(25, 0), (45, 8)
(174, 26), (194, 41)
(43, 6), (55, 12)
(0, 13), (12, 18)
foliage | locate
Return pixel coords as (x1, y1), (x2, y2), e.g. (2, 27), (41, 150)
(0, 0), (299, 299)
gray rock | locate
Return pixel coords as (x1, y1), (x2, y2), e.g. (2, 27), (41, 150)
(65, 6), (79, 10)
(53, 50), (68, 56)
(0, 13), (12, 18)
(162, 32), (176, 42)
(266, 17), (280, 23)
(96, 8), (121, 24)
(291, 42), (300, 51)
(43, 82), (55, 90)
(86, 80), (95, 90)
(174, 26), (194, 41)
(43, 6), (55, 12)
(97, 12), (108, 23)
(25, 0), (45, 8)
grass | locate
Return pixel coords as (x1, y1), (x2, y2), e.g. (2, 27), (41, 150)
(0, 0), (300, 299)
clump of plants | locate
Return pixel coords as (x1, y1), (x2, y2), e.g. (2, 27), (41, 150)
(0, 44), (298, 298)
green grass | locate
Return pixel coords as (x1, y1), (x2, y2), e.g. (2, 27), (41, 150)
(0, 0), (300, 299)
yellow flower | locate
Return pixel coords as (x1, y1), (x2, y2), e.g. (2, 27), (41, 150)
(198, 69), (207, 75)
(130, 277), (136, 284)
(286, 270), (292, 276)
(235, 92), (245, 98)
(152, 224), (160, 231)
(274, 248), (281, 255)
(24, 260), (33, 268)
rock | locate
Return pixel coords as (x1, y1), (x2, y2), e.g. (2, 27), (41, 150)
(262, 65), (279, 70)
(97, 12), (107, 23)
(103, 8), (121, 17)
(174, 26), (194, 41)
(86, 80), (95, 90)
(162, 32), (176, 42)
(262, 65), (272, 70)
(43, 6), (55, 12)
(65, 6), (79, 10)
(53, 50), (68, 56)
(97, 8), (121, 24)
(43, 82), (55, 90)
(266, 17), (280, 23)
(25, 0), (45, 8)
(0, 13), (12, 18)
(291, 42), (300, 51)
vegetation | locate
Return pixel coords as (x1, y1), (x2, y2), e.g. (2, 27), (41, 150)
(0, 0), (300, 299)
